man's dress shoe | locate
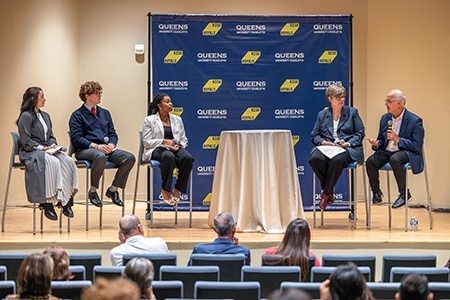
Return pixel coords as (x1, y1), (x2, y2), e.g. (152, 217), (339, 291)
(39, 203), (58, 221)
(392, 191), (412, 209)
(89, 191), (103, 207)
(106, 189), (123, 206)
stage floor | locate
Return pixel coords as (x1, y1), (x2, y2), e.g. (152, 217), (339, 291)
(0, 201), (448, 243)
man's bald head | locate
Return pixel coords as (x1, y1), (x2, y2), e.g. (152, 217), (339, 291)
(119, 215), (142, 237)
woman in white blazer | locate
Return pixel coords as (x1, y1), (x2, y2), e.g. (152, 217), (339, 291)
(142, 93), (194, 205)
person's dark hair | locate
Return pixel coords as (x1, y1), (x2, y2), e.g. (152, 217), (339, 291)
(264, 218), (310, 282)
(16, 253), (54, 298)
(214, 212), (236, 237)
(16, 86), (42, 126)
(81, 277), (140, 300)
(122, 257), (154, 298)
(329, 262), (374, 300)
(148, 93), (169, 115)
(79, 81), (102, 102)
(399, 273), (430, 300)
(268, 288), (312, 300)
(119, 215), (141, 236)
(43, 245), (73, 281)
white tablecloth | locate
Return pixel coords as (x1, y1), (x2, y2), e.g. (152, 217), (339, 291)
(207, 130), (304, 233)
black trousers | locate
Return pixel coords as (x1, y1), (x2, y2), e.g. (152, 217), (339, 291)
(309, 149), (353, 195)
(152, 147), (194, 193)
(365, 149), (409, 194)
(76, 148), (136, 189)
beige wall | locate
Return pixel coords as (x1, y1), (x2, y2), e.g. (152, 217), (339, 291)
(0, 0), (449, 215)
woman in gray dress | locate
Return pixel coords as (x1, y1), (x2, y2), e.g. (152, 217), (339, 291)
(16, 87), (78, 220)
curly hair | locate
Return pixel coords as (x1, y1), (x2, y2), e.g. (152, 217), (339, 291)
(79, 81), (102, 102)
(43, 246), (73, 281)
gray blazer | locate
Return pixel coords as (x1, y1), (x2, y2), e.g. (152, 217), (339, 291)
(18, 109), (57, 203)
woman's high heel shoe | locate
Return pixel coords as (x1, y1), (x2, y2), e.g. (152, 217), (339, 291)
(161, 194), (175, 205)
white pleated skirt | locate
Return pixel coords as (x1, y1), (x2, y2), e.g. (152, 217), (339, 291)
(44, 152), (79, 206)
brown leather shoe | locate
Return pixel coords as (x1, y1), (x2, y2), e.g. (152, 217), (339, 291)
(319, 192), (330, 209)
(327, 189), (335, 204)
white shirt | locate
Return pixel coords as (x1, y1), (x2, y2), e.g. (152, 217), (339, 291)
(110, 235), (170, 266)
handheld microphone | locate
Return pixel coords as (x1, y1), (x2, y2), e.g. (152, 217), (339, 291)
(60, 147), (67, 152)
(388, 120), (393, 130)
(104, 137), (110, 158)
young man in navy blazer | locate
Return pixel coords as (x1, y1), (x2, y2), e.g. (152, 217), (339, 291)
(69, 81), (135, 208)
(366, 89), (424, 209)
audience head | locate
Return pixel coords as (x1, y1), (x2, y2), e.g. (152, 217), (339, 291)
(81, 277), (140, 300)
(79, 81), (102, 102)
(322, 262), (374, 300)
(16, 253), (54, 298)
(119, 214), (143, 241)
(269, 218), (310, 281)
(43, 245), (73, 281)
(268, 288), (312, 300)
(213, 212), (236, 238)
(396, 273), (433, 300)
(149, 93), (169, 115)
(326, 84), (346, 102)
(122, 257), (155, 299)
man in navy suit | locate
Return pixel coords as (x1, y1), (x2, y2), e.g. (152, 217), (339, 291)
(366, 89), (424, 208)
(188, 212), (250, 265)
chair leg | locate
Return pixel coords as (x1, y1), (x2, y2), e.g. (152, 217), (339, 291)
(100, 172), (105, 227)
(122, 188), (125, 217)
(2, 169), (12, 233)
(33, 203), (36, 235)
(362, 165), (369, 227)
(175, 202), (178, 225)
(150, 167), (154, 229)
(405, 169), (408, 232)
(189, 169), (193, 228)
(132, 163), (141, 215)
(312, 172), (316, 228)
(40, 207), (43, 232)
(424, 166), (433, 229)
(368, 172), (372, 230)
(387, 172), (391, 227)
(85, 168), (89, 231)
(353, 168), (357, 229)
(59, 207), (63, 229)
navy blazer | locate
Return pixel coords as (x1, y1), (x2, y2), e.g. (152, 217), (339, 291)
(310, 105), (365, 163)
(188, 238), (250, 266)
(373, 109), (424, 174)
(69, 105), (119, 151)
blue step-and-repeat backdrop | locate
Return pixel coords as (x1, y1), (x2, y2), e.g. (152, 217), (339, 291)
(149, 14), (352, 211)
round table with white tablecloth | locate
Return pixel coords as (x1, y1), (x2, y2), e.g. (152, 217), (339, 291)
(207, 129), (304, 233)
